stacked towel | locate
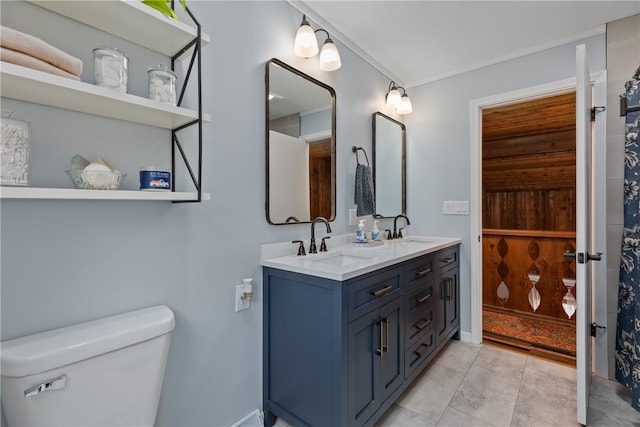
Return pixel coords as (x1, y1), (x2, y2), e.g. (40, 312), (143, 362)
(354, 163), (375, 216)
(0, 25), (82, 80)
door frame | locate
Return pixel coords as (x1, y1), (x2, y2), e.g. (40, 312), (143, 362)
(469, 72), (607, 377)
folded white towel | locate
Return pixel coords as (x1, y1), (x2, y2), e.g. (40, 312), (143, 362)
(0, 25), (82, 76)
(1, 47), (80, 81)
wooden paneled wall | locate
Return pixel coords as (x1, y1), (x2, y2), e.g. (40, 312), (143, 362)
(482, 92), (576, 231)
(483, 230), (577, 321)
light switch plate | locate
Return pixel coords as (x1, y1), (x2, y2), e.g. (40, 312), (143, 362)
(443, 201), (469, 215)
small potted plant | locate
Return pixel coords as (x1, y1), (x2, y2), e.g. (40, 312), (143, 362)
(142, 0), (187, 19)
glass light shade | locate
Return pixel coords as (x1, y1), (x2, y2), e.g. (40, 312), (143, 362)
(386, 89), (401, 108)
(397, 94), (413, 115)
(294, 23), (319, 58)
(319, 39), (341, 71)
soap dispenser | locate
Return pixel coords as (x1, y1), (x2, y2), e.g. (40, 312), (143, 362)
(371, 220), (380, 241)
(357, 219), (367, 243)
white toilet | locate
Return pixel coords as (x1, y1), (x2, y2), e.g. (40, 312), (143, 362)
(0, 305), (175, 426)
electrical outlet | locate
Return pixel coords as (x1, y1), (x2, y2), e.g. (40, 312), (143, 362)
(235, 285), (250, 312)
(349, 209), (357, 225)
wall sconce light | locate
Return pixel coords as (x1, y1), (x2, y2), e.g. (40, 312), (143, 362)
(293, 14), (342, 72)
(385, 81), (413, 115)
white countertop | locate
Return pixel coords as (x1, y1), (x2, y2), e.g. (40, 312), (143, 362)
(260, 235), (461, 281)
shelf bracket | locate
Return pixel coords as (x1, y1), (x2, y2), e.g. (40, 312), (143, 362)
(170, 5), (203, 203)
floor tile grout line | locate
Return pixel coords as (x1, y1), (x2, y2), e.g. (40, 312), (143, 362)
(433, 343), (485, 426)
(510, 355), (532, 426)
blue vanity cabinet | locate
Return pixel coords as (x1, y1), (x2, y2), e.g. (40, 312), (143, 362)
(435, 246), (460, 345)
(262, 244), (460, 427)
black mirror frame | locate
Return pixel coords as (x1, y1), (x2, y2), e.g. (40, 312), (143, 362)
(265, 58), (337, 225)
(372, 111), (406, 218)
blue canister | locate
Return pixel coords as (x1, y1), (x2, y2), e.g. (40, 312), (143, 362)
(139, 167), (170, 191)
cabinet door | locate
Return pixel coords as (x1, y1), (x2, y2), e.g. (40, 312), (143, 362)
(347, 298), (404, 426)
(348, 309), (381, 426)
(436, 268), (459, 345)
(379, 297), (404, 402)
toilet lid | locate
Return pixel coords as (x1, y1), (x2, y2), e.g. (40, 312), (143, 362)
(0, 305), (175, 377)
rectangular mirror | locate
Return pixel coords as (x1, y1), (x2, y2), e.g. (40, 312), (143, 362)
(265, 58), (336, 225)
(373, 112), (406, 217)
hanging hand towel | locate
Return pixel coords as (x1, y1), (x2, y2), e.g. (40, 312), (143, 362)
(354, 162), (375, 216)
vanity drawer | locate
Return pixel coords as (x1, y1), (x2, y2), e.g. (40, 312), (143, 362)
(405, 328), (436, 378)
(348, 267), (403, 322)
(406, 282), (434, 314)
(437, 247), (458, 272)
(406, 305), (434, 348)
(406, 254), (435, 290)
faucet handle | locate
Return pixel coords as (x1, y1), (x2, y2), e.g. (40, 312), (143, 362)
(320, 236), (331, 252)
(385, 229), (393, 240)
(398, 228), (404, 239)
(292, 240), (306, 256)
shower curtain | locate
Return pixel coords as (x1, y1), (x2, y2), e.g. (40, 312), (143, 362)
(615, 66), (640, 412)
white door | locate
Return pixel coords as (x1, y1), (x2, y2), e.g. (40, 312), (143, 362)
(575, 43), (599, 426)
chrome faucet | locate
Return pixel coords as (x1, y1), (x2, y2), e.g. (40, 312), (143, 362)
(393, 214), (411, 239)
(309, 217), (332, 253)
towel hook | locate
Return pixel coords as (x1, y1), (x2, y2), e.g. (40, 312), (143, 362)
(352, 146), (370, 166)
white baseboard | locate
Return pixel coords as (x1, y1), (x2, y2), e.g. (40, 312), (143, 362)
(459, 330), (473, 343)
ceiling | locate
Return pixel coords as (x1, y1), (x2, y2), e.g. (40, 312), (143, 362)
(294, 1), (640, 88)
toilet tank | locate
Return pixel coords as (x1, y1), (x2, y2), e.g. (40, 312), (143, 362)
(0, 305), (175, 427)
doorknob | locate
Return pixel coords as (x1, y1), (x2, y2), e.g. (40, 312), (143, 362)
(586, 252), (603, 262)
(564, 251), (603, 264)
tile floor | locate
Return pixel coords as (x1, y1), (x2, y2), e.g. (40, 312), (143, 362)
(274, 341), (640, 427)
(375, 341), (640, 427)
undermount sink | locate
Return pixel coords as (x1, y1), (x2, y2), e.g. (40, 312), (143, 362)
(391, 237), (440, 245)
(308, 253), (374, 267)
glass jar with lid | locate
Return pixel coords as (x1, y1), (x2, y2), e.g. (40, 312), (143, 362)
(92, 47), (128, 93)
(148, 65), (177, 106)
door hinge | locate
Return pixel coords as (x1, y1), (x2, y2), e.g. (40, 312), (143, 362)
(591, 106), (605, 121)
(591, 323), (606, 337)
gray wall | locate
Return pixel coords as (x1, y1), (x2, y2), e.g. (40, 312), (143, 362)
(402, 35), (606, 337)
(0, 1), (392, 426)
